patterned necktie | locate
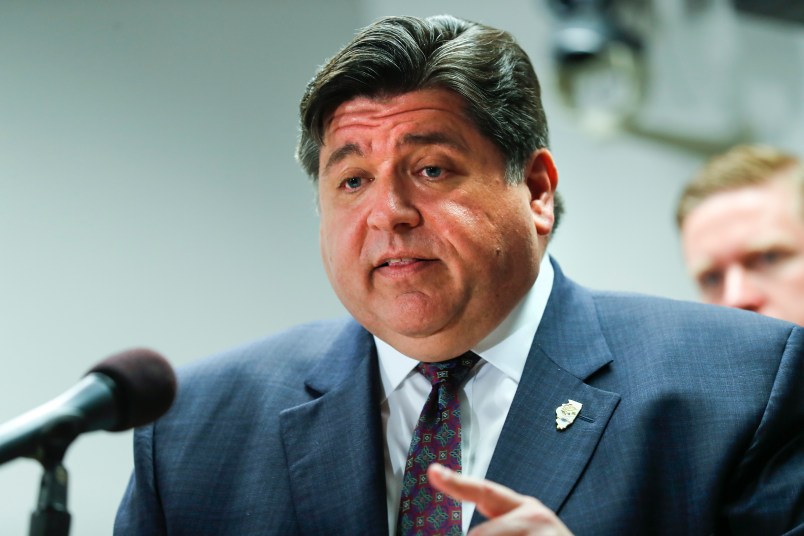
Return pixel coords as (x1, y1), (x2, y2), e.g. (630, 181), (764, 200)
(397, 352), (480, 536)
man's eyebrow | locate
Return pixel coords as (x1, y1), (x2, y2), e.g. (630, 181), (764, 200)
(323, 143), (363, 172)
(398, 132), (468, 152)
(692, 263), (716, 278)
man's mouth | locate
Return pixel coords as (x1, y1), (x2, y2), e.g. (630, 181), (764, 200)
(373, 256), (439, 275)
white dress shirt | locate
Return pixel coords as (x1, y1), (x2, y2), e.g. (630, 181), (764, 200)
(377, 255), (554, 535)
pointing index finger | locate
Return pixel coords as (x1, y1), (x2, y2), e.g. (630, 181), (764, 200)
(427, 463), (530, 519)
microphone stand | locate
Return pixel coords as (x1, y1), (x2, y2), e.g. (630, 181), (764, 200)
(28, 420), (76, 536)
(29, 460), (71, 536)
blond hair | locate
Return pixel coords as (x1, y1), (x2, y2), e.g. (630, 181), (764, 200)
(676, 145), (802, 228)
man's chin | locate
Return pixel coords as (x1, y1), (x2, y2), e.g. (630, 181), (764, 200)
(374, 320), (444, 341)
(369, 320), (477, 362)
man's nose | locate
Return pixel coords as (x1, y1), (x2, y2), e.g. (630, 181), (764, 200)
(366, 173), (422, 231)
(721, 266), (765, 312)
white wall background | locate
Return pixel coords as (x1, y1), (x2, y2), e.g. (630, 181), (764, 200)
(1, 1), (802, 534)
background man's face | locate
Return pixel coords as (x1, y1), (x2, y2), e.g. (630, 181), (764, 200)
(681, 177), (804, 325)
(316, 89), (554, 361)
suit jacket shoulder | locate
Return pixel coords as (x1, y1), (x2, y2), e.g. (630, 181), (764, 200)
(178, 317), (359, 401)
(115, 317), (387, 536)
(520, 262), (804, 535)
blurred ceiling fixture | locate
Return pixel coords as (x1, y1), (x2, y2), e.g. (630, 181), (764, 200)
(547, 0), (647, 136)
(732, 0), (804, 25)
(544, 0), (763, 152)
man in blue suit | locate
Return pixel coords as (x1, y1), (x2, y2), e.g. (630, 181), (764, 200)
(115, 14), (803, 535)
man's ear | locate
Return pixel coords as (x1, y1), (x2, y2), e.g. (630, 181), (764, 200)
(524, 149), (558, 236)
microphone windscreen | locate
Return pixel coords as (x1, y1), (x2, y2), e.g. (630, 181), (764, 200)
(87, 348), (177, 431)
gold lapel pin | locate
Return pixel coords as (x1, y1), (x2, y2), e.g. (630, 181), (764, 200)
(556, 399), (583, 430)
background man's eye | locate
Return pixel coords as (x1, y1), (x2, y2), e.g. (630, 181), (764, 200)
(699, 272), (722, 290)
(747, 250), (786, 270)
(760, 251), (781, 264)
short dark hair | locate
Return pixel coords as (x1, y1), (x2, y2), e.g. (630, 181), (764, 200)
(295, 14), (563, 228)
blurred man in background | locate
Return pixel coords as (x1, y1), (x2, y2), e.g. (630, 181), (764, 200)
(677, 144), (804, 325)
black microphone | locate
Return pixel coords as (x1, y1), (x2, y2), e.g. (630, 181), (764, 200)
(0, 348), (177, 465)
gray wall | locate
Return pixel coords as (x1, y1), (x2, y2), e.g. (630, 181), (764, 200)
(1, 1), (802, 534)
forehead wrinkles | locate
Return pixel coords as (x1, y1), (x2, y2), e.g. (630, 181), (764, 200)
(327, 103), (460, 141)
(322, 103), (470, 173)
(324, 90), (469, 142)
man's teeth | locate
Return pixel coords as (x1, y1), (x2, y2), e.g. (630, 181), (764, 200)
(386, 258), (417, 266)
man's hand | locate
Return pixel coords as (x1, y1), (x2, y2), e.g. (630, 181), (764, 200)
(427, 463), (574, 536)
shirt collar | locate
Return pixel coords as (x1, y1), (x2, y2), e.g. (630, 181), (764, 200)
(376, 254), (555, 400)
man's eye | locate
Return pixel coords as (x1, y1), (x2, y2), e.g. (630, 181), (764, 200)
(421, 166), (443, 179)
(747, 249), (788, 270)
(698, 271), (723, 290)
(758, 251), (782, 266)
(341, 176), (364, 191)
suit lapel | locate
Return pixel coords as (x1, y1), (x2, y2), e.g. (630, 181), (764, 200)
(279, 322), (388, 535)
(478, 261), (621, 523)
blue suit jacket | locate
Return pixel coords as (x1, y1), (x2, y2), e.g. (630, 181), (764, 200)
(115, 261), (804, 535)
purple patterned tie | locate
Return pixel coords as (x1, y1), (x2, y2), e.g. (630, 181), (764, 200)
(397, 353), (480, 536)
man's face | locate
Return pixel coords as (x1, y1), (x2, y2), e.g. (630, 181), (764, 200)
(317, 89), (557, 361)
(681, 177), (804, 326)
